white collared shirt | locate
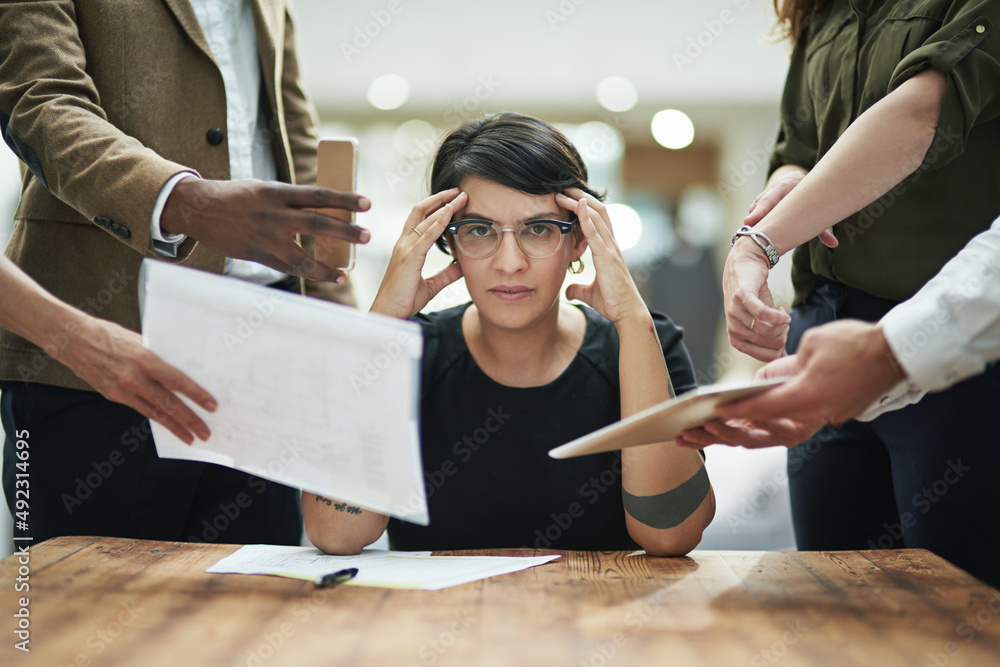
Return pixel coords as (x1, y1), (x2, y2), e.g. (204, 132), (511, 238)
(151, 0), (285, 285)
(860, 216), (1000, 420)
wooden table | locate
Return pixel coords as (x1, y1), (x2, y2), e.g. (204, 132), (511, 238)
(3, 537), (1000, 666)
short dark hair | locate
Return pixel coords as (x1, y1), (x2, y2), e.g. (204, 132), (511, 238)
(430, 112), (605, 254)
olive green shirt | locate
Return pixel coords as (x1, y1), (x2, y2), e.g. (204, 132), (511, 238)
(771, 0), (1000, 303)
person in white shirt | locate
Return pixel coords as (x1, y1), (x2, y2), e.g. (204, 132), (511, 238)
(678, 216), (1000, 449)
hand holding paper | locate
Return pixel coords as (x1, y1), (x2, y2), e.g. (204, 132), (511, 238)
(139, 260), (430, 524)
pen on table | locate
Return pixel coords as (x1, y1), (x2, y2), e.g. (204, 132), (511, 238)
(315, 567), (358, 588)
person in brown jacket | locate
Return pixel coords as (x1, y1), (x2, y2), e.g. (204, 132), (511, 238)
(0, 0), (368, 546)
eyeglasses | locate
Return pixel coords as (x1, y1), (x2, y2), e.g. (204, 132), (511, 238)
(445, 219), (576, 258)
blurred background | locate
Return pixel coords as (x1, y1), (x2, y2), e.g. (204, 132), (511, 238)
(0, 0), (800, 556)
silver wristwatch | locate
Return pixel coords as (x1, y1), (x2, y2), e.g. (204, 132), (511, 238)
(730, 225), (779, 268)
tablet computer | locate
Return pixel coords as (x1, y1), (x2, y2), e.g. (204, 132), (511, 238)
(548, 377), (788, 459)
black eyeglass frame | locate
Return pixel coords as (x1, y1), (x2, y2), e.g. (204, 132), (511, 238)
(444, 218), (578, 258)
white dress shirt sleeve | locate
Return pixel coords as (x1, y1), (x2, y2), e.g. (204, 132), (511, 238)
(150, 171), (197, 249)
(859, 217), (1000, 420)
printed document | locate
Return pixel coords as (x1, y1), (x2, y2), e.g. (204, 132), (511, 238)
(139, 260), (429, 524)
(207, 544), (561, 590)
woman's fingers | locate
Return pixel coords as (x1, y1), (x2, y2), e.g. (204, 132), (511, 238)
(818, 227), (839, 248)
(564, 282), (592, 304)
(402, 189), (466, 243)
(560, 189), (614, 233)
(728, 312), (788, 360)
(417, 191), (466, 233)
(563, 187), (608, 217)
(406, 191), (467, 253)
(424, 261), (463, 301)
(724, 250), (791, 359)
(409, 187), (461, 220)
(744, 190), (785, 226)
(373, 191), (466, 319)
(557, 193), (614, 249)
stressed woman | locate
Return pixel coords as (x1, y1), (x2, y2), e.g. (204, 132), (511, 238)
(303, 113), (714, 555)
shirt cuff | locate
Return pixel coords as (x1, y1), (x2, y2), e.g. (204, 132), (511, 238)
(857, 379), (926, 422)
(151, 172), (197, 244)
(879, 296), (982, 393)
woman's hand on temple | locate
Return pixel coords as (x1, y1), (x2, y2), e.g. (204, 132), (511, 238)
(370, 189), (467, 319)
(556, 189), (647, 325)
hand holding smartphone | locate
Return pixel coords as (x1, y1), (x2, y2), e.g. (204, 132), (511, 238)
(311, 138), (360, 273)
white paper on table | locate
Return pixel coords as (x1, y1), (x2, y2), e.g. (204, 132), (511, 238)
(139, 259), (429, 525)
(206, 544), (561, 590)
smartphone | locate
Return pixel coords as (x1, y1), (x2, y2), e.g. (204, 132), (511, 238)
(311, 137), (359, 273)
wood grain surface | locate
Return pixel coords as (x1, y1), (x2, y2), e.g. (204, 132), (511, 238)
(2, 537), (999, 666)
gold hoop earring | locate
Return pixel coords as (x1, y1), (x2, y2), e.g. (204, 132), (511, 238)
(568, 259), (585, 275)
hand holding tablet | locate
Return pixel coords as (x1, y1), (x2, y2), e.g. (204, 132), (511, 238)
(548, 377), (788, 459)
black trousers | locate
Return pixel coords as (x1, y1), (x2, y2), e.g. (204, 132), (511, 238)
(787, 280), (1000, 588)
(2, 381), (301, 547)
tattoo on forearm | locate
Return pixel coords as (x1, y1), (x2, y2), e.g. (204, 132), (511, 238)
(314, 495), (363, 515)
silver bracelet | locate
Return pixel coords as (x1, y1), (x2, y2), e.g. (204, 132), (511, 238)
(731, 225), (779, 268)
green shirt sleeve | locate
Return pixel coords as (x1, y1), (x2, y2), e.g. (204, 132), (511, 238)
(769, 34), (821, 178)
(888, 1), (1000, 168)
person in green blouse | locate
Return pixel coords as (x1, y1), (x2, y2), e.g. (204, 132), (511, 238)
(720, 0), (1000, 587)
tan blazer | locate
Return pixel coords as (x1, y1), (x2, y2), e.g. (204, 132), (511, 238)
(0, 0), (350, 391)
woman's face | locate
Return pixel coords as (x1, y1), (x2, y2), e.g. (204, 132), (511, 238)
(450, 175), (586, 331)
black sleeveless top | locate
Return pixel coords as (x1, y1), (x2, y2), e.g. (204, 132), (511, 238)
(387, 303), (697, 551)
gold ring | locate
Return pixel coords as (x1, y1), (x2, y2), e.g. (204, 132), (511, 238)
(411, 226), (423, 236)
(750, 318), (756, 331)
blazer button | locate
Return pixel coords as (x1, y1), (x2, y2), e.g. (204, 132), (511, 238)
(206, 128), (225, 145)
(93, 215), (111, 229)
(111, 223), (132, 240)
